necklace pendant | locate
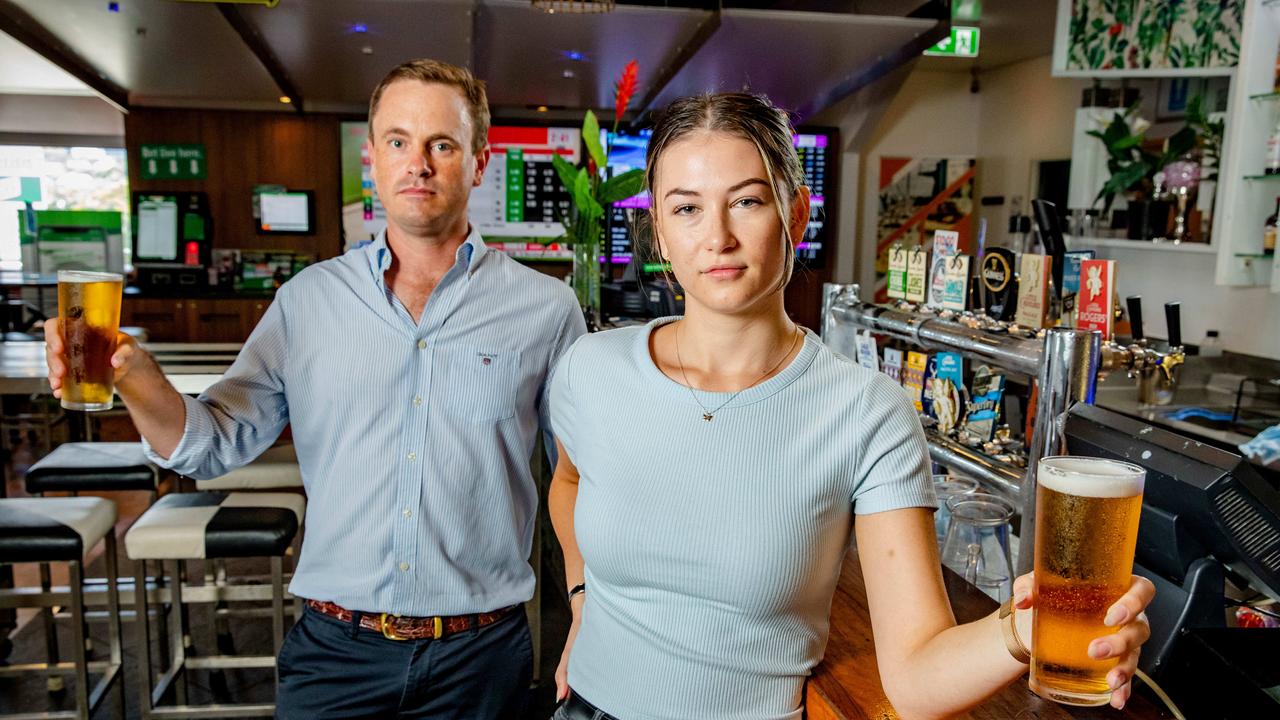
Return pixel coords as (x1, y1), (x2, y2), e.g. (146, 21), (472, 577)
(702, 413), (713, 422)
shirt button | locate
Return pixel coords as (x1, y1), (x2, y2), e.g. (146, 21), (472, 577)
(403, 508), (412, 518)
(413, 395), (423, 406)
(407, 452), (417, 461)
(417, 339), (427, 350)
(399, 562), (410, 572)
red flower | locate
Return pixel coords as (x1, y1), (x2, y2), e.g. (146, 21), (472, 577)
(1108, 22), (1123, 36)
(614, 60), (639, 122)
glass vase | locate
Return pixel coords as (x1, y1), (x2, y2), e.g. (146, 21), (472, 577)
(571, 240), (601, 327)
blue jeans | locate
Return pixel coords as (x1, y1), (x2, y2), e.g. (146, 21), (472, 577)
(275, 605), (532, 719)
(552, 691), (620, 720)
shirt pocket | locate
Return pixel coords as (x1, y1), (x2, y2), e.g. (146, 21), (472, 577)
(442, 346), (523, 423)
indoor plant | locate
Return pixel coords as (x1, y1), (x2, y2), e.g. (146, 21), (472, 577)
(551, 60), (645, 325)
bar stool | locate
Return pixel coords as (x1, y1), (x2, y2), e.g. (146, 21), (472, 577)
(25, 442), (163, 672)
(125, 490), (304, 718)
(0, 497), (124, 720)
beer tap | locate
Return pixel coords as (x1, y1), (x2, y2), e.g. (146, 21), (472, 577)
(1032, 199), (1067, 325)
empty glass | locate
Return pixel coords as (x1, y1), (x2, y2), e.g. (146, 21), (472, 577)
(932, 474), (980, 545)
(941, 492), (1016, 602)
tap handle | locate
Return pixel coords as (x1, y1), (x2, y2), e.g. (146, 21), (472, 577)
(1126, 295), (1144, 342)
(1165, 302), (1182, 349)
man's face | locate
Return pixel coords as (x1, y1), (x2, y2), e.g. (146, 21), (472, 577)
(368, 80), (489, 239)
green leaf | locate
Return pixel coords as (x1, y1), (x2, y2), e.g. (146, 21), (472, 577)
(1113, 134), (1143, 150)
(582, 110), (606, 171)
(573, 171), (604, 220)
(551, 154), (579, 195)
(599, 169), (645, 204)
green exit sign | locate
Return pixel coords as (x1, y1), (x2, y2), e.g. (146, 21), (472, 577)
(140, 144), (207, 180)
(924, 26), (980, 58)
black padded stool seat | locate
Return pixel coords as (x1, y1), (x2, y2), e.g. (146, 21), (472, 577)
(26, 442), (160, 494)
(0, 497), (116, 563)
(125, 491), (304, 560)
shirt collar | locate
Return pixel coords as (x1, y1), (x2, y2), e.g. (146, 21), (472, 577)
(365, 225), (488, 288)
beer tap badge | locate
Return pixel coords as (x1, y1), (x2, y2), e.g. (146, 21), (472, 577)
(981, 248), (1017, 321)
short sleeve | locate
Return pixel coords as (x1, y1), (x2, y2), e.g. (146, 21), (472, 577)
(851, 373), (937, 514)
(548, 336), (585, 464)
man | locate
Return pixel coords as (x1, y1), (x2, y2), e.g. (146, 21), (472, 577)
(45, 59), (585, 718)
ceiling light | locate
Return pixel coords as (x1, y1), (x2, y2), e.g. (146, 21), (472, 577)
(352, 23), (368, 33)
(108, 2), (120, 12)
(537, 106), (549, 113)
(562, 69), (575, 79)
(361, 46), (374, 55)
(279, 96), (292, 104)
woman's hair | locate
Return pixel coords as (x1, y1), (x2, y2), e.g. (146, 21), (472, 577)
(641, 92), (806, 290)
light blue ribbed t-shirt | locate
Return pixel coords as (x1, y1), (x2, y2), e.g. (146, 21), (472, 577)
(549, 318), (937, 720)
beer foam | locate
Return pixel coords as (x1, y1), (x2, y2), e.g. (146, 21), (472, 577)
(58, 270), (123, 283)
(1037, 456), (1144, 498)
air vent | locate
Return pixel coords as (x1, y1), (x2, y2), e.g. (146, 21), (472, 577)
(1214, 488), (1280, 573)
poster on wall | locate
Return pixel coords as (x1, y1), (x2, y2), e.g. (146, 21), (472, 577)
(1054, 0), (1244, 76)
(873, 157), (975, 303)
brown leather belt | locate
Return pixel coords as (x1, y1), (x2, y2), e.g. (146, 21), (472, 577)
(305, 599), (519, 641)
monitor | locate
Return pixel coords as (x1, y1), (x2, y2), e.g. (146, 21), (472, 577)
(132, 191), (210, 265)
(1064, 403), (1280, 601)
(257, 190), (315, 235)
(470, 125), (580, 260)
(601, 127), (837, 267)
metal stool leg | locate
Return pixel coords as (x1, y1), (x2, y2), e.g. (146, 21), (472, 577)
(271, 556), (285, 687)
(68, 559), (89, 720)
(167, 559), (188, 706)
(103, 533), (125, 719)
(38, 561), (63, 693)
(134, 557), (156, 720)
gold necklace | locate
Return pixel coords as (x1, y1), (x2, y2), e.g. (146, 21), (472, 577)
(673, 322), (802, 422)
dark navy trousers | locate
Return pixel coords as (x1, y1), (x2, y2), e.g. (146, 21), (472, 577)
(275, 604), (533, 719)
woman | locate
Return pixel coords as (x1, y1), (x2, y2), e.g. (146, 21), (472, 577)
(547, 93), (1153, 720)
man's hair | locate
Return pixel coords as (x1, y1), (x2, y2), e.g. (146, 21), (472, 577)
(367, 59), (490, 154)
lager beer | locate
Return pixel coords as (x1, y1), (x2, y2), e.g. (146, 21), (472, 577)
(58, 271), (124, 411)
(1029, 456), (1145, 706)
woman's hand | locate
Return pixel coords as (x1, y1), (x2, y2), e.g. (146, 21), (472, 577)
(555, 595), (585, 702)
(1012, 573), (1156, 710)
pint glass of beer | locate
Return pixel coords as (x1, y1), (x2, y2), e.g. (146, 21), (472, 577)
(1029, 456), (1145, 706)
(57, 270), (124, 411)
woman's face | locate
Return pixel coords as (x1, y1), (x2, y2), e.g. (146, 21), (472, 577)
(652, 131), (808, 318)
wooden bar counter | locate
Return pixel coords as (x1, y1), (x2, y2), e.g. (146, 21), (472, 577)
(806, 547), (1171, 719)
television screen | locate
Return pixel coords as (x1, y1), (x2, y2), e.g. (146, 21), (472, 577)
(601, 128), (835, 267)
(471, 125), (580, 260)
(257, 190), (314, 235)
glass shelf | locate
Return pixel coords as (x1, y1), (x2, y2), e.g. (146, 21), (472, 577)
(1235, 253), (1275, 259)
(1244, 174), (1280, 181)
(1251, 91), (1280, 102)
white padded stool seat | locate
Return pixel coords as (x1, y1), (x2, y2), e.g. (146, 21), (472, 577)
(25, 442), (159, 494)
(125, 491), (304, 560)
(196, 445), (302, 490)
(0, 497), (116, 563)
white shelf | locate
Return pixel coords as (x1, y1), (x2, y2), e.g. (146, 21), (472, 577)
(1067, 236), (1217, 255)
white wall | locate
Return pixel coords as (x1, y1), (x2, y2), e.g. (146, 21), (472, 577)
(852, 69), (981, 291)
(0, 94), (124, 139)
(974, 55), (1089, 249)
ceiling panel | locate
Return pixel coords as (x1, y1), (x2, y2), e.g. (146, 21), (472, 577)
(649, 8), (937, 119)
(8, 0), (281, 108)
(475, 0), (712, 112)
(239, 0), (475, 114)
(0, 30), (93, 96)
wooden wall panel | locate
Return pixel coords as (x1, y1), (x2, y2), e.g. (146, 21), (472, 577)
(125, 108), (344, 261)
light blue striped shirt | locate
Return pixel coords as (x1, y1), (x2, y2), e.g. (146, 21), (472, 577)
(147, 228), (585, 615)
(550, 319), (935, 720)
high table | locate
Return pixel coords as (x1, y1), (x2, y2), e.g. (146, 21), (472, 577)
(806, 547), (1171, 719)
(0, 342), (238, 396)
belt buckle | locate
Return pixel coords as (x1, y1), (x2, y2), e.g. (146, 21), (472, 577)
(379, 613), (443, 640)
(379, 613), (406, 641)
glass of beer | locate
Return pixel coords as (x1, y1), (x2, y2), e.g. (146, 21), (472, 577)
(1029, 456), (1145, 706)
(57, 270), (124, 411)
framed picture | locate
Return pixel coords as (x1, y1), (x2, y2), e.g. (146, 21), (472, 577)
(1053, 0), (1245, 78)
